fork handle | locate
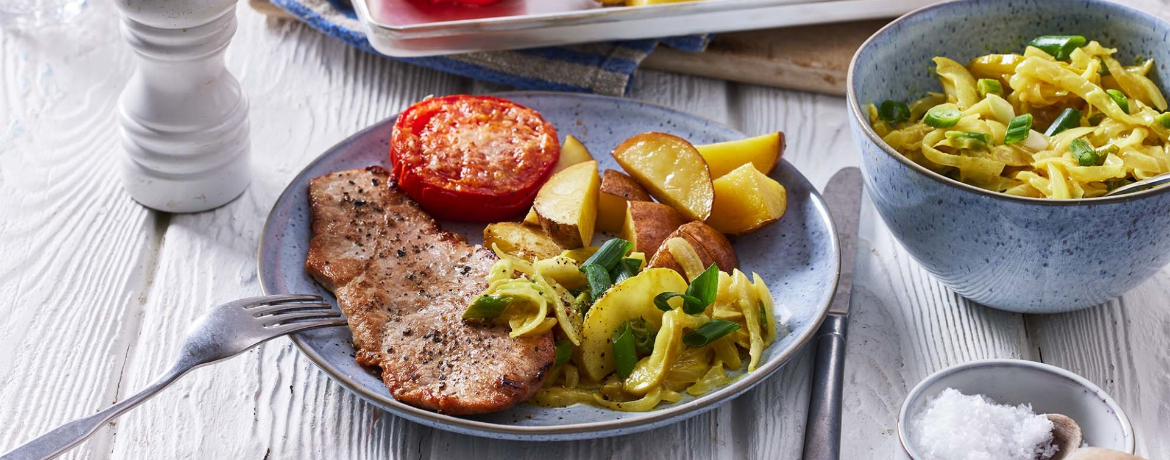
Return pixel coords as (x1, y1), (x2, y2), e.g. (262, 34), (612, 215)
(1, 367), (185, 460)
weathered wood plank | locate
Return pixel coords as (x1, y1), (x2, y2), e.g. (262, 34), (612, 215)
(1025, 270), (1170, 458)
(0, 4), (158, 459)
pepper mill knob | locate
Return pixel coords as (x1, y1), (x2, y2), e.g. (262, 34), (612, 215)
(115, 0), (250, 213)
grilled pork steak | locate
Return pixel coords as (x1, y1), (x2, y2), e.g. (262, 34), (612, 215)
(306, 167), (555, 415)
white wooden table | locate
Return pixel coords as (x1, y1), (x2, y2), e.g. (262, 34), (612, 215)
(2, 1), (1168, 458)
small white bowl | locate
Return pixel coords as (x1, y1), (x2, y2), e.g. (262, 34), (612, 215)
(896, 359), (1135, 460)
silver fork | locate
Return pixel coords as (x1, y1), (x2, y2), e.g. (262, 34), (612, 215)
(0, 294), (346, 460)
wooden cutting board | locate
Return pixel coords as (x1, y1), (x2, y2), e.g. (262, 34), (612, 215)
(248, 0), (886, 96)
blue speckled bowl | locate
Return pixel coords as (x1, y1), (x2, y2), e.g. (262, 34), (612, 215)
(847, 0), (1170, 313)
(258, 92), (840, 440)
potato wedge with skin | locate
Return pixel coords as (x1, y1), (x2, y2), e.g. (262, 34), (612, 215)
(597, 170), (652, 233)
(576, 268), (688, 382)
(534, 160), (600, 248)
(612, 132), (714, 221)
(522, 135), (594, 226)
(483, 222), (565, 261)
(648, 221), (738, 275)
(619, 201), (685, 255)
(706, 163), (788, 235)
(695, 132), (785, 178)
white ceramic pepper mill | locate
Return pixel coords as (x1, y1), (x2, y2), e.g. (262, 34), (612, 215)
(115, 0), (251, 213)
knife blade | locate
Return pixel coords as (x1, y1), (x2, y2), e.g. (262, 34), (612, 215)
(801, 167), (864, 460)
(824, 167), (864, 316)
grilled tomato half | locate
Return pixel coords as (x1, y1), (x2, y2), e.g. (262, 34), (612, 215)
(390, 95), (561, 222)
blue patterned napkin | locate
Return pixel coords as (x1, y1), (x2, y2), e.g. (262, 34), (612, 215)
(269, 0), (710, 95)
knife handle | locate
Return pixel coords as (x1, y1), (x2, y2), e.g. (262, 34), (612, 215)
(802, 314), (849, 460)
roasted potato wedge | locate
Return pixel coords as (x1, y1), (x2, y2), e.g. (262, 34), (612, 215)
(695, 132), (785, 178)
(557, 135), (593, 171)
(706, 163), (788, 235)
(534, 160), (600, 248)
(576, 268), (688, 381)
(648, 221), (738, 276)
(597, 170), (652, 233)
(483, 222), (564, 261)
(619, 201), (685, 254)
(522, 135), (593, 226)
(612, 132), (714, 221)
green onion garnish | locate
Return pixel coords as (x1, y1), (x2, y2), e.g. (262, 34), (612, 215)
(628, 318), (656, 356)
(554, 340), (573, 366)
(683, 264), (719, 314)
(653, 264), (720, 314)
(945, 131), (992, 150)
(977, 78), (1003, 97)
(1156, 112), (1170, 128)
(1070, 138), (1100, 166)
(463, 295), (511, 319)
(612, 322), (638, 379)
(581, 238), (633, 272)
(610, 257), (642, 284)
(1045, 108), (1082, 136)
(1096, 144), (1119, 161)
(683, 319), (742, 348)
(1029, 35), (1087, 60)
(575, 291), (592, 316)
(1106, 89), (1130, 114)
(654, 292), (701, 312)
(1004, 114), (1033, 144)
(581, 264), (613, 302)
(878, 100), (910, 124)
(924, 104), (962, 128)
(1088, 113), (1106, 126)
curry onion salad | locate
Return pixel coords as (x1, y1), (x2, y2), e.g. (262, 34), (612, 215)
(463, 237), (787, 412)
(869, 36), (1170, 199)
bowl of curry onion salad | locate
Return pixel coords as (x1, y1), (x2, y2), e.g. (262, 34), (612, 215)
(847, 0), (1170, 312)
(868, 36), (1169, 199)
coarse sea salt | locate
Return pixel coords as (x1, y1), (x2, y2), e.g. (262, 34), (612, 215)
(912, 388), (1059, 460)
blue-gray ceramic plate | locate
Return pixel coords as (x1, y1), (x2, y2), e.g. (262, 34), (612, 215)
(257, 92), (839, 441)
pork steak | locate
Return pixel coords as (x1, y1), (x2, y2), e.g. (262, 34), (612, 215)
(306, 167), (555, 414)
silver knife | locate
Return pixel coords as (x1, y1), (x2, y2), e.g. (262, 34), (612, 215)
(801, 167), (864, 460)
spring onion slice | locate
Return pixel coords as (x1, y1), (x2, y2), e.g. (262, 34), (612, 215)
(1045, 108), (1082, 136)
(1029, 35), (1087, 60)
(1070, 138), (1100, 167)
(653, 264), (720, 314)
(554, 340), (573, 366)
(977, 78), (1003, 97)
(654, 292), (701, 312)
(628, 318), (656, 356)
(1004, 114), (1033, 144)
(683, 264), (720, 314)
(463, 295), (511, 319)
(1156, 112), (1170, 128)
(581, 264), (612, 302)
(1107, 89), (1130, 114)
(924, 103), (962, 128)
(1096, 144), (1119, 160)
(944, 131), (992, 150)
(580, 238), (633, 271)
(683, 319), (742, 348)
(878, 100), (910, 124)
(610, 259), (637, 284)
(612, 322), (637, 379)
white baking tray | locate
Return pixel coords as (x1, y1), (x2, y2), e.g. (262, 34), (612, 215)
(353, 0), (938, 57)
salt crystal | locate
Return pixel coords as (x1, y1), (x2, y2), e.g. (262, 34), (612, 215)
(912, 388), (1059, 460)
